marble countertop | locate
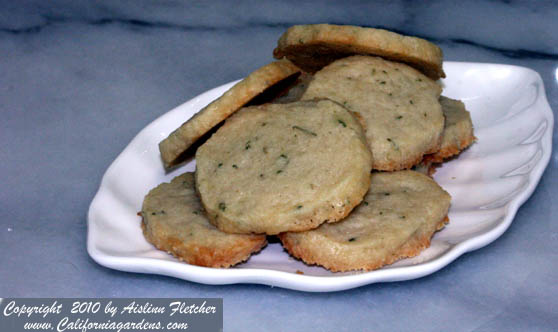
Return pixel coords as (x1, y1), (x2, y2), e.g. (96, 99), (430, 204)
(1, 1), (557, 330)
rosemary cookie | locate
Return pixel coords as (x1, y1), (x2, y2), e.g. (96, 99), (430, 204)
(195, 99), (372, 235)
(159, 59), (301, 168)
(302, 55), (444, 171)
(279, 171), (451, 272)
(273, 24), (445, 80)
(141, 173), (267, 268)
(422, 96), (475, 164)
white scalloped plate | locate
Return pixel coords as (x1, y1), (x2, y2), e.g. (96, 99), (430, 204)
(87, 62), (553, 292)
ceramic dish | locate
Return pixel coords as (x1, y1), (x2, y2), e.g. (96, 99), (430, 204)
(87, 62), (553, 292)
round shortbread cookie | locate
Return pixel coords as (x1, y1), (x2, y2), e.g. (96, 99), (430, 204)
(274, 74), (370, 133)
(279, 170), (451, 272)
(301, 55), (444, 171)
(159, 59), (301, 169)
(273, 24), (445, 80)
(422, 96), (475, 164)
(195, 99), (373, 235)
(141, 173), (267, 268)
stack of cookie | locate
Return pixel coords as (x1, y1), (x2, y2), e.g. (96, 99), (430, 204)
(140, 24), (475, 272)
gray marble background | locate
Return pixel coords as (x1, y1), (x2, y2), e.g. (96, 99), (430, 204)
(1, 1), (557, 331)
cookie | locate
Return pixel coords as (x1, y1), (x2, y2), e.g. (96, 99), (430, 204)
(302, 55), (444, 171)
(422, 96), (475, 164)
(159, 59), (301, 169)
(279, 171), (451, 272)
(195, 99), (372, 235)
(273, 24), (445, 80)
(141, 173), (267, 268)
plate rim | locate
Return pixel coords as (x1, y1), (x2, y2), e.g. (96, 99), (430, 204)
(87, 61), (554, 292)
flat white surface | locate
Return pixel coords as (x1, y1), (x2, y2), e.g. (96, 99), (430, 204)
(87, 62), (553, 292)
